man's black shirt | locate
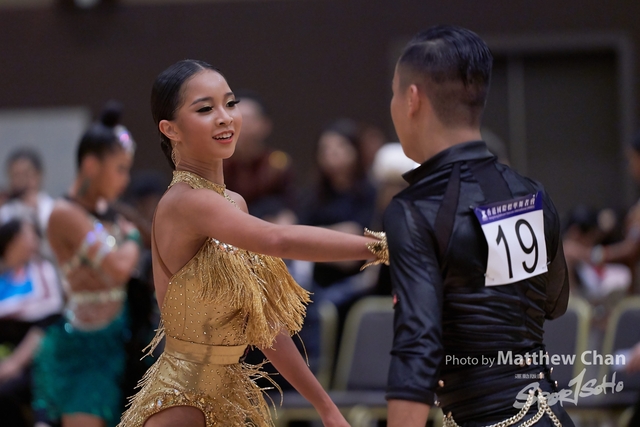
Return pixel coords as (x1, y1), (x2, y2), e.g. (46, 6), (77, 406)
(384, 141), (569, 423)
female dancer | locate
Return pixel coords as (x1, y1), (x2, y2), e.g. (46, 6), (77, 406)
(32, 104), (141, 427)
(118, 60), (388, 427)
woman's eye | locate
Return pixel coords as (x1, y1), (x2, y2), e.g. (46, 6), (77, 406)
(197, 106), (213, 113)
(227, 100), (240, 108)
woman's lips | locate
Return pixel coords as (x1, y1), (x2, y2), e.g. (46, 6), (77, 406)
(213, 131), (234, 144)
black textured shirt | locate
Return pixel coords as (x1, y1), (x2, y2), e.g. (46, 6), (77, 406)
(384, 141), (569, 423)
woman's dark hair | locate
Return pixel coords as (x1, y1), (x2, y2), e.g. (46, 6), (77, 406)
(6, 147), (44, 174)
(76, 100), (125, 169)
(0, 218), (23, 259)
(151, 59), (221, 169)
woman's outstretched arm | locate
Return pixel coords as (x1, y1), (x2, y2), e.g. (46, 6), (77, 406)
(170, 185), (383, 263)
(260, 331), (349, 427)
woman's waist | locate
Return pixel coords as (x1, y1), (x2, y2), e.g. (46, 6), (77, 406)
(64, 290), (126, 331)
(161, 299), (247, 339)
(68, 287), (127, 305)
(164, 335), (248, 365)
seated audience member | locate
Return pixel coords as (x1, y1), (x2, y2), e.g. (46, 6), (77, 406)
(565, 131), (640, 292)
(0, 148), (55, 261)
(0, 217), (63, 427)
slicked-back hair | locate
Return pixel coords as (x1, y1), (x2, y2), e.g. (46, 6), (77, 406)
(397, 25), (493, 128)
(151, 59), (221, 170)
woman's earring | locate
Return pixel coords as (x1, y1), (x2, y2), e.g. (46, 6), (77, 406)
(171, 147), (181, 167)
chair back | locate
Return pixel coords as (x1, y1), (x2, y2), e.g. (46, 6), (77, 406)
(332, 296), (394, 391)
(316, 300), (338, 388)
(543, 295), (591, 389)
(599, 296), (640, 390)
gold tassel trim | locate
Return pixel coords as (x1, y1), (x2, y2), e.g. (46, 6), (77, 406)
(190, 240), (311, 350)
(168, 170), (311, 349)
(118, 354), (281, 427)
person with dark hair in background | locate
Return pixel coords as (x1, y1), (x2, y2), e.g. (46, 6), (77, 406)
(299, 119), (378, 307)
(118, 60), (388, 427)
(31, 101), (141, 427)
(297, 118), (379, 373)
(565, 130), (640, 293)
(0, 148), (56, 261)
(222, 89), (296, 214)
(0, 217), (63, 427)
(562, 205), (631, 300)
(384, 26), (573, 426)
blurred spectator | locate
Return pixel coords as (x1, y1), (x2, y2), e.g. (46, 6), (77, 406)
(562, 205), (631, 326)
(564, 131), (640, 292)
(298, 118), (378, 364)
(223, 90), (296, 213)
(0, 148), (55, 261)
(0, 217), (63, 427)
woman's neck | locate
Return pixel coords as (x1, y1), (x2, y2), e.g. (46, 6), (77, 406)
(69, 179), (100, 213)
(176, 159), (225, 186)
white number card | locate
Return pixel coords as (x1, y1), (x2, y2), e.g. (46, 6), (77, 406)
(473, 192), (547, 286)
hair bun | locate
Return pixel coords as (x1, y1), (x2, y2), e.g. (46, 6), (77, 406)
(100, 100), (124, 128)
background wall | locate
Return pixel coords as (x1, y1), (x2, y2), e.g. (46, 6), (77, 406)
(0, 0), (637, 216)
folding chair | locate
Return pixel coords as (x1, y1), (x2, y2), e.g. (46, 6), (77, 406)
(273, 296), (443, 426)
(543, 294), (591, 389)
(597, 296), (640, 409)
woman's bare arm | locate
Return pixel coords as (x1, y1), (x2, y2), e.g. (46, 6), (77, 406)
(260, 332), (349, 427)
(168, 185), (378, 263)
(0, 327), (43, 383)
(48, 201), (140, 283)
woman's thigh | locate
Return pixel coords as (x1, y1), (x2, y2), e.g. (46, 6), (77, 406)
(143, 405), (206, 427)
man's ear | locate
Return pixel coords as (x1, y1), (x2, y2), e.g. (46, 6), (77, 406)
(159, 120), (179, 142)
(407, 84), (421, 117)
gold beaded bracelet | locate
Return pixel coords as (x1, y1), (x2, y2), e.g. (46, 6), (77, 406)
(361, 228), (390, 270)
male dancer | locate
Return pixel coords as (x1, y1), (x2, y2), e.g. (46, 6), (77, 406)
(384, 25), (573, 426)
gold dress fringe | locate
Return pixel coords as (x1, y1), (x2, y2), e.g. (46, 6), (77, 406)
(118, 171), (310, 427)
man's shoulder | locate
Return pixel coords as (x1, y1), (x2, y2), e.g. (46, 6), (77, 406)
(495, 161), (548, 194)
(395, 172), (447, 200)
(384, 191), (438, 230)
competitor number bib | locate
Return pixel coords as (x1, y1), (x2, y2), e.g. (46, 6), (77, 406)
(473, 192), (547, 286)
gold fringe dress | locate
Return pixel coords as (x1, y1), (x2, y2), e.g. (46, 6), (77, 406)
(118, 170), (310, 427)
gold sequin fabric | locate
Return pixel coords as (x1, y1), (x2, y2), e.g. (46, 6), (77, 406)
(118, 171), (311, 427)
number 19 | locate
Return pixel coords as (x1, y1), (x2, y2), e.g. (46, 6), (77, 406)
(496, 219), (539, 279)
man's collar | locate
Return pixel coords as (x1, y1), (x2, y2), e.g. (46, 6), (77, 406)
(402, 140), (495, 184)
